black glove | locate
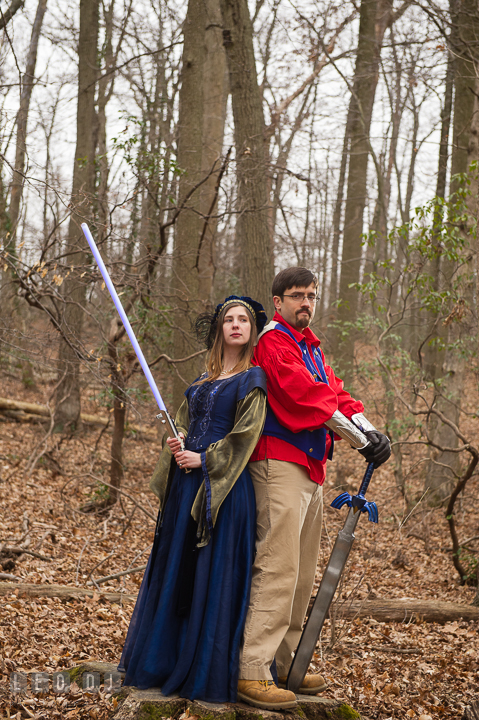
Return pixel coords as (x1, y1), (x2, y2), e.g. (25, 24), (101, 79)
(358, 430), (391, 467)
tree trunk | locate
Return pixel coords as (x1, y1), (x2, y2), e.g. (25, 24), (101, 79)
(0, 0), (25, 29)
(369, 30), (412, 272)
(54, 0), (99, 432)
(463, 702), (479, 720)
(171, 0), (207, 408)
(437, 54), (455, 201)
(107, 334), (126, 505)
(220, 0), (274, 314)
(422, 50), (454, 381)
(329, 106), (353, 318)
(197, 0), (229, 301)
(334, 0), (393, 379)
(1, 0), (47, 318)
(449, 0), (478, 186)
(138, 32), (167, 275)
(8, 0), (47, 246)
(424, 0), (478, 500)
(473, 80), (479, 365)
(95, 0), (115, 246)
(338, 0), (388, 312)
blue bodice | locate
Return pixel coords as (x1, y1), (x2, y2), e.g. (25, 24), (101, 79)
(185, 367), (267, 453)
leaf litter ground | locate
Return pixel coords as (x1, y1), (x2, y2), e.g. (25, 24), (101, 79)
(0, 375), (478, 719)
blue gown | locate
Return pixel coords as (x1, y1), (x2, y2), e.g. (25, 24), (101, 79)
(119, 368), (266, 702)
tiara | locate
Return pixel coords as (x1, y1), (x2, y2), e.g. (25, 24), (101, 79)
(217, 298), (256, 320)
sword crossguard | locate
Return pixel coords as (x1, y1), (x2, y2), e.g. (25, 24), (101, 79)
(330, 492), (378, 523)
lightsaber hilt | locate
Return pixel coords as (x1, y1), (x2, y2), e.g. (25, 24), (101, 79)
(156, 410), (190, 473)
(156, 409), (182, 444)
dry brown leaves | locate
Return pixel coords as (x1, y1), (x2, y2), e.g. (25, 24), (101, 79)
(0, 373), (478, 719)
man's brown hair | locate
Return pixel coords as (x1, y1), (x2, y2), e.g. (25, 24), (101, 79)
(272, 267), (319, 298)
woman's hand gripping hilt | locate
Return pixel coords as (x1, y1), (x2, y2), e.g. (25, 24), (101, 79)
(157, 410), (191, 473)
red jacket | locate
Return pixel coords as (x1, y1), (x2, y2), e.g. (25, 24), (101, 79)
(251, 312), (364, 484)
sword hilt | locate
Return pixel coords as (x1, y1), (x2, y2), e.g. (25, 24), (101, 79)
(331, 463), (378, 522)
(358, 461), (375, 495)
(156, 410), (191, 474)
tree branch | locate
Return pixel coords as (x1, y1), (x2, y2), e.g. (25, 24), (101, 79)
(0, 0), (24, 30)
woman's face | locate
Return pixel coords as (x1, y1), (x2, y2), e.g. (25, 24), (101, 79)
(222, 305), (252, 349)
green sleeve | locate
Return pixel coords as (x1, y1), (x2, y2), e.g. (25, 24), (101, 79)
(149, 398), (190, 508)
(191, 387), (267, 546)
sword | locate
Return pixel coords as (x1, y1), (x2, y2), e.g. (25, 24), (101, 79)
(286, 428), (378, 693)
(81, 223), (186, 454)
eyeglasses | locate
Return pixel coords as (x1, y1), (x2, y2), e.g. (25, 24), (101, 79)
(282, 293), (319, 303)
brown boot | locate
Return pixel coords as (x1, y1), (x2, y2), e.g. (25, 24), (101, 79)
(237, 679), (298, 710)
(278, 673), (327, 694)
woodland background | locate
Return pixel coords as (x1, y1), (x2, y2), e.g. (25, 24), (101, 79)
(0, 0), (479, 717)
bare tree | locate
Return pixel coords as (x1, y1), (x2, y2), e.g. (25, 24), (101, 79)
(0, 0), (47, 324)
(220, 0), (274, 313)
(0, 0), (24, 30)
(333, 0), (407, 378)
(423, 0), (479, 500)
(170, 0), (207, 406)
(54, 0), (100, 432)
(7, 0), (47, 247)
(197, 0), (229, 300)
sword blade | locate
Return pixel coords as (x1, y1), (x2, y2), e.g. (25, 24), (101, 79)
(286, 507), (360, 693)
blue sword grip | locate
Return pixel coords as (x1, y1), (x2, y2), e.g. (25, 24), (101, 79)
(358, 462), (375, 496)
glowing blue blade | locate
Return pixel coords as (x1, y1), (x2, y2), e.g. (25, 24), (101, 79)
(81, 222), (167, 413)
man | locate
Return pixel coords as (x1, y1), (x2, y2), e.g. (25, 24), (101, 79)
(237, 267), (390, 710)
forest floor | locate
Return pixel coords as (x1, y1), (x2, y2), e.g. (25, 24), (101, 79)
(0, 371), (478, 720)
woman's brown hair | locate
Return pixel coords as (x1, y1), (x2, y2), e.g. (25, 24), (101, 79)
(196, 303), (258, 384)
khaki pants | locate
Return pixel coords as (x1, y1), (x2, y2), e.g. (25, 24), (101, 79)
(240, 459), (323, 680)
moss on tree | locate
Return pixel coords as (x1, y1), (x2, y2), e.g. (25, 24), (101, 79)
(326, 704), (360, 720)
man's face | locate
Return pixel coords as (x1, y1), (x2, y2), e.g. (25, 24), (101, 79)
(273, 282), (317, 331)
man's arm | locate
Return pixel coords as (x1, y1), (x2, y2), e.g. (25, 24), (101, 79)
(322, 354), (364, 418)
(323, 355), (391, 466)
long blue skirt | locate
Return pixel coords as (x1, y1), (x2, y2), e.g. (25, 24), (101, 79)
(118, 464), (256, 702)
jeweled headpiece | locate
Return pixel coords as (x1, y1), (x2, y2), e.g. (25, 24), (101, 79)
(195, 295), (268, 349)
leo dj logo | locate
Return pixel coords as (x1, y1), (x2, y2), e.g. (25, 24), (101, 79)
(10, 671), (122, 694)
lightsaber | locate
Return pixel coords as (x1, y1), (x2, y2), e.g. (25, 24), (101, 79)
(81, 223), (185, 451)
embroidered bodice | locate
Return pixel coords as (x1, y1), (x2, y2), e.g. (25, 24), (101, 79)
(185, 368), (266, 453)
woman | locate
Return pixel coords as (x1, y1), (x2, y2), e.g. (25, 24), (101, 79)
(119, 295), (268, 703)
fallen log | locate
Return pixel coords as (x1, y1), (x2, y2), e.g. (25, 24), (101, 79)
(0, 397), (51, 416)
(0, 396), (157, 438)
(463, 701), (479, 720)
(334, 598), (479, 623)
(0, 573), (22, 581)
(1, 582), (477, 623)
(0, 409), (45, 423)
(0, 581), (137, 604)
